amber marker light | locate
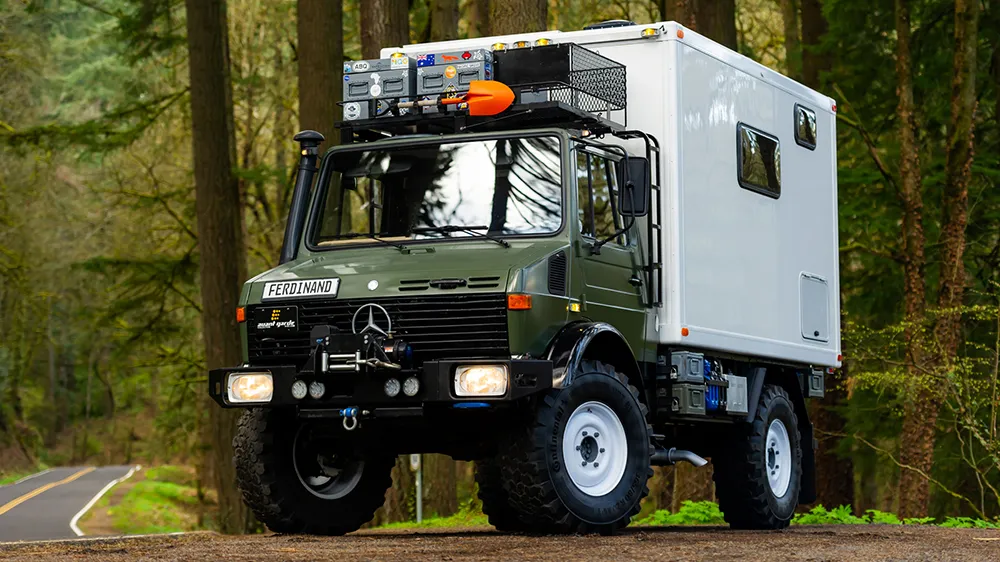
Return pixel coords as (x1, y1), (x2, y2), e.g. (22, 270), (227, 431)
(507, 294), (532, 310)
(681, 327), (689, 337)
(677, 29), (685, 39)
(236, 307), (246, 323)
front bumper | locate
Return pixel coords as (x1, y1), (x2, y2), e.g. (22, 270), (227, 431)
(208, 359), (552, 409)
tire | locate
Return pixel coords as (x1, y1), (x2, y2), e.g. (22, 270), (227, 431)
(474, 458), (529, 532)
(233, 408), (394, 535)
(714, 384), (802, 530)
(498, 360), (653, 535)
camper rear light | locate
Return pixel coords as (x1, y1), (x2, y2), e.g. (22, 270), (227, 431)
(227, 373), (273, 403)
(507, 294), (532, 310)
(534, 38), (552, 46)
(512, 40), (531, 48)
(641, 27), (660, 38)
(491, 42), (507, 50)
(455, 365), (508, 397)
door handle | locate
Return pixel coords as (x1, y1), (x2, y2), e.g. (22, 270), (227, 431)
(628, 275), (643, 287)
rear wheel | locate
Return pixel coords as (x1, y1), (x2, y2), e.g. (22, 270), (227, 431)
(474, 457), (528, 532)
(498, 361), (653, 535)
(714, 384), (802, 529)
(233, 408), (394, 535)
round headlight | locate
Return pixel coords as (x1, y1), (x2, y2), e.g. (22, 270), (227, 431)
(308, 381), (326, 399)
(384, 378), (401, 397)
(403, 377), (420, 397)
(291, 380), (308, 400)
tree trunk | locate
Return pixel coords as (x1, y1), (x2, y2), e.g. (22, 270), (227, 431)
(672, 463), (714, 510)
(647, 466), (675, 511)
(184, 0), (252, 534)
(375, 456), (415, 523)
(800, 0), (830, 89)
(424, 454), (458, 517)
(660, 0), (694, 27)
(893, 0), (930, 520)
(779, 0), (802, 81)
(695, 0), (737, 50)
(361, 0), (410, 60)
(488, 0), (546, 35)
(297, 0), (343, 151)
(430, 0), (459, 42)
(466, 0), (490, 37)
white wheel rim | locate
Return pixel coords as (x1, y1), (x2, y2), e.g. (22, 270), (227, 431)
(562, 400), (628, 497)
(766, 418), (792, 498)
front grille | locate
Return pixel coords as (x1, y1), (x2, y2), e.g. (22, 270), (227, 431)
(247, 293), (509, 370)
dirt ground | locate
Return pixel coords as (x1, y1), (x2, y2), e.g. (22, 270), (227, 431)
(1, 525), (999, 561)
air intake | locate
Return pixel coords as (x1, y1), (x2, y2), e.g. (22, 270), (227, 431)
(548, 251), (567, 296)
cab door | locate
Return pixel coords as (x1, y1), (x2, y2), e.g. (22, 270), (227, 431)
(570, 145), (646, 348)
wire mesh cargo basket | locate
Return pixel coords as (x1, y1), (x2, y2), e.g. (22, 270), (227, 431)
(494, 43), (627, 126)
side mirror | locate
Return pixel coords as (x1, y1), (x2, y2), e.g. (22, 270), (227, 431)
(618, 156), (650, 217)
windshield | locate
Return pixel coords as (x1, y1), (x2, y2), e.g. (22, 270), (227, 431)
(310, 135), (562, 246)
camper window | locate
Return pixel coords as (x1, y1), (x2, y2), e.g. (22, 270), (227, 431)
(737, 124), (781, 199)
(794, 104), (817, 150)
(576, 151), (625, 245)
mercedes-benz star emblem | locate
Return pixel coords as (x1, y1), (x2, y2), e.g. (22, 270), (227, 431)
(352, 303), (392, 336)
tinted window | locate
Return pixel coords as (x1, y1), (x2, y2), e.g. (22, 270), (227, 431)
(577, 151), (624, 244)
(737, 124), (781, 199)
(794, 104), (817, 150)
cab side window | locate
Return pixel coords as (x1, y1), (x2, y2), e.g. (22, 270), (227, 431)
(577, 151), (625, 245)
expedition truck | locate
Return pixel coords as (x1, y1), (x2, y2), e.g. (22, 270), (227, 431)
(208, 20), (840, 535)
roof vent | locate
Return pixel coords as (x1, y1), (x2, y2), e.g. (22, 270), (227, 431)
(583, 19), (636, 30)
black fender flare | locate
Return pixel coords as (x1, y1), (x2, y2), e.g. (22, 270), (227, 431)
(543, 321), (644, 398)
(748, 366), (816, 504)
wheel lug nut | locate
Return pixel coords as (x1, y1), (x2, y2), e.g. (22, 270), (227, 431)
(594, 432), (599, 438)
(576, 445), (581, 451)
(582, 461), (587, 466)
(600, 448), (605, 453)
(594, 463), (599, 467)
(582, 431), (587, 436)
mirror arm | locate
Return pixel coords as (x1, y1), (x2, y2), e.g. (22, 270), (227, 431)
(591, 184), (638, 255)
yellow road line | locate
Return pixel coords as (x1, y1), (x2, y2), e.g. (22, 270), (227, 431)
(0, 467), (95, 517)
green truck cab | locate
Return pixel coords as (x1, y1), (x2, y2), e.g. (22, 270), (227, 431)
(208, 23), (840, 536)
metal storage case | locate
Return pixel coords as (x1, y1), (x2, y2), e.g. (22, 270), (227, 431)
(342, 54), (417, 120)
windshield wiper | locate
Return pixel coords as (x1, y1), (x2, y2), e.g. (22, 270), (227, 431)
(411, 225), (510, 248)
(337, 232), (409, 253)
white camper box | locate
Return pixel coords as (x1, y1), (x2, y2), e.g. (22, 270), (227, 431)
(386, 22), (841, 369)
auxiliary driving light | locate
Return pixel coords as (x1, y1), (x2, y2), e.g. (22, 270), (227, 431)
(227, 373), (274, 404)
(384, 378), (401, 397)
(308, 381), (326, 399)
(403, 377), (420, 397)
(291, 380), (308, 400)
(454, 365), (508, 397)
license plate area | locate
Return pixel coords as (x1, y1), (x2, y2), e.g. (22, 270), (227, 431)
(252, 306), (299, 333)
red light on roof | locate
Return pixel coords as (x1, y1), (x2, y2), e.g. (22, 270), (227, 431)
(462, 51), (471, 60)
(832, 103), (837, 113)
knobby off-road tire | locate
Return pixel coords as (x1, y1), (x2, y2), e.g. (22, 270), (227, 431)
(713, 384), (803, 530)
(233, 408), (394, 535)
(474, 457), (529, 532)
(498, 361), (653, 535)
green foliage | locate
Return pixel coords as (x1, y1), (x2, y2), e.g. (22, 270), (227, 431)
(938, 517), (1000, 529)
(377, 508), (490, 529)
(97, 466), (204, 535)
(635, 501), (728, 526)
(793, 505), (869, 525)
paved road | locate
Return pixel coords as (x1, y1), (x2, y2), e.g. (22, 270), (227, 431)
(0, 466), (136, 542)
(0, 524), (998, 561)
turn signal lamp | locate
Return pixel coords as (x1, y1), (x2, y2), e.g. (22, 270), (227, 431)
(491, 42), (507, 50)
(228, 373), (273, 403)
(236, 307), (245, 323)
(512, 40), (531, 48)
(455, 365), (508, 397)
(507, 294), (532, 310)
(534, 38), (552, 46)
(641, 27), (660, 38)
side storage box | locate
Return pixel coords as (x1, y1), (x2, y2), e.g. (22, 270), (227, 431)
(416, 49), (493, 96)
(671, 384), (706, 416)
(670, 351), (705, 384)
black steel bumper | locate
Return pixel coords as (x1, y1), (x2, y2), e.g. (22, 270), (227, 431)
(208, 359), (552, 409)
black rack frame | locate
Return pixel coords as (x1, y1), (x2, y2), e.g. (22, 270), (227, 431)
(336, 100), (622, 142)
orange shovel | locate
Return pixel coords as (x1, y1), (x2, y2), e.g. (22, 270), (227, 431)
(397, 81), (515, 117)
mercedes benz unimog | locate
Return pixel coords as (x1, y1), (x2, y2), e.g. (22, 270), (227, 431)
(208, 20), (840, 535)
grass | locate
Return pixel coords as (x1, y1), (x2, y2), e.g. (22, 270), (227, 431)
(82, 465), (207, 535)
(378, 509), (490, 530)
(634, 502), (999, 528)
(0, 465), (47, 486)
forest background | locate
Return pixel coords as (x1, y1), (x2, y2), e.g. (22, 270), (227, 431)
(1, 0), (999, 532)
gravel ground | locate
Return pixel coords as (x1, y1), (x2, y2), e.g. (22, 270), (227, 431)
(1, 525), (998, 561)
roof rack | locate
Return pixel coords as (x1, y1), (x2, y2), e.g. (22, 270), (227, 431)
(336, 99), (622, 143)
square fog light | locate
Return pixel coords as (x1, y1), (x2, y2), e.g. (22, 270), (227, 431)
(228, 372), (274, 403)
(454, 365), (508, 397)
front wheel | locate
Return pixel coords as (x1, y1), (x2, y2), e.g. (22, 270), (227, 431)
(233, 408), (394, 535)
(498, 361), (653, 534)
(714, 384), (803, 529)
